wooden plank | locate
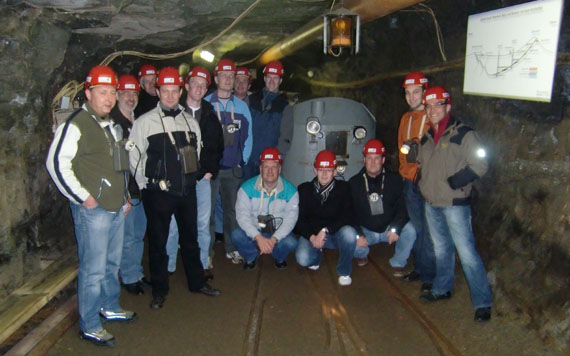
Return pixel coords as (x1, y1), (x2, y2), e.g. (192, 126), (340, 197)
(0, 294), (49, 345)
(14, 256), (78, 297)
(5, 295), (78, 356)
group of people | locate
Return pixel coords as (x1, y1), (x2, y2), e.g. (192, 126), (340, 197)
(45, 59), (492, 348)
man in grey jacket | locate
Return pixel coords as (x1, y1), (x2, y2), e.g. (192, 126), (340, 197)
(231, 147), (299, 270)
(417, 86), (492, 322)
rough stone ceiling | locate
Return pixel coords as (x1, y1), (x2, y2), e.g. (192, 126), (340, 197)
(26, 0), (333, 62)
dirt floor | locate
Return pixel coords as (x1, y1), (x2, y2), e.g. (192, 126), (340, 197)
(43, 242), (563, 356)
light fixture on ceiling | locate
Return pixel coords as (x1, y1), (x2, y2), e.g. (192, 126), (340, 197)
(199, 50), (215, 62)
(323, 5), (360, 57)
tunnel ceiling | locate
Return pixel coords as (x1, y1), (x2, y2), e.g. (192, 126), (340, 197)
(24, 0), (336, 64)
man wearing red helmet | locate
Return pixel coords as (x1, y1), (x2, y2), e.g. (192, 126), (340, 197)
(129, 66), (221, 310)
(295, 150), (359, 286)
(110, 74), (150, 296)
(397, 71), (436, 291)
(243, 60), (290, 181)
(417, 86), (492, 322)
(165, 67), (224, 281)
(47, 65), (136, 346)
(134, 64), (159, 117)
(234, 67), (252, 104)
(349, 139), (417, 275)
(231, 147), (299, 270)
(205, 59), (253, 265)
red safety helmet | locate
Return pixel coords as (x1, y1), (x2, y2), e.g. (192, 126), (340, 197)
(117, 74), (140, 92)
(402, 72), (428, 88)
(84, 65), (117, 89)
(263, 60), (284, 77)
(156, 67), (183, 87)
(259, 147), (282, 165)
(424, 85), (451, 105)
(138, 64), (157, 79)
(236, 67), (253, 83)
(214, 59), (236, 75)
(363, 139), (386, 156)
(186, 66), (211, 86)
(314, 150), (337, 169)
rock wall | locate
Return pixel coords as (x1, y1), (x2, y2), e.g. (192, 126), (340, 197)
(299, 0), (569, 350)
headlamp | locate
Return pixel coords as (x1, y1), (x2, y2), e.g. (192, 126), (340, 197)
(125, 140), (136, 152)
(476, 148), (486, 158)
(400, 144), (410, 155)
(306, 117), (321, 136)
(353, 126), (367, 140)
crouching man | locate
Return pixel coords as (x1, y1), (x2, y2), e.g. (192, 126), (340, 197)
(295, 150), (359, 286)
(231, 147), (299, 270)
(349, 139), (418, 280)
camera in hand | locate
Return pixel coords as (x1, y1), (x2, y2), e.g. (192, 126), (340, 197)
(400, 139), (419, 163)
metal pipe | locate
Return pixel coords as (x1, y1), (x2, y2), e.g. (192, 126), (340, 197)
(258, 0), (424, 65)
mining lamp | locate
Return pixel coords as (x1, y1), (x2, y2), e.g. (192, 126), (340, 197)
(323, 7), (360, 56)
(306, 117), (321, 136)
(353, 126), (367, 140)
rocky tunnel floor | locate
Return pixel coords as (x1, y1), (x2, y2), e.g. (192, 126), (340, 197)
(44, 243), (560, 356)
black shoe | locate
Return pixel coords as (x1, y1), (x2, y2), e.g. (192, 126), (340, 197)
(474, 307), (491, 322)
(274, 260), (287, 269)
(243, 259), (256, 271)
(204, 269), (214, 281)
(140, 277), (152, 287)
(421, 283), (433, 293)
(420, 291), (452, 302)
(124, 281), (144, 295)
(194, 283), (221, 297)
(403, 271), (421, 282)
(150, 296), (166, 309)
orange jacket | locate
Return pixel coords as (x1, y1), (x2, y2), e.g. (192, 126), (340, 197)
(397, 110), (429, 181)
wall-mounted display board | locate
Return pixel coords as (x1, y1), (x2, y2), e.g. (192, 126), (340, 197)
(463, 0), (563, 102)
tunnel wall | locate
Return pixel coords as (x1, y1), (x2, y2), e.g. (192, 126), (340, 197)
(302, 0), (569, 350)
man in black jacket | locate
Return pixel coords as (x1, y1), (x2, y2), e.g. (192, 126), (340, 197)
(348, 139), (417, 280)
(295, 150), (359, 286)
(166, 67), (224, 281)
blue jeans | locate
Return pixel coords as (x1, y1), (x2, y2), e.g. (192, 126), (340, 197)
(231, 227), (298, 263)
(295, 225), (358, 277)
(354, 223), (416, 268)
(425, 204), (492, 309)
(167, 177), (211, 271)
(120, 199), (146, 284)
(70, 203), (125, 333)
(403, 179), (436, 282)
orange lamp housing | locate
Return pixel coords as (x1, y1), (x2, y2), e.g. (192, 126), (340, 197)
(324, 7), (360, 56)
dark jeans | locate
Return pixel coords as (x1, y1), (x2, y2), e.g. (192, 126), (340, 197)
(209, 168), (241, 255)
(403, 179), (436, 283)
(142, 189), (204, 297)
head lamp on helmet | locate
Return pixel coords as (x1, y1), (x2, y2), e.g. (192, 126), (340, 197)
(314, 150), (337, 169)
(85, 65), (118, 90)
(263, 61), (284, 77)
(402, 72), (428, 88)
(423, 86), (451, 105)
(117, 74), (140, 92)
(138, 64), (157, 80)
(186, 66), (211, 86)
(214, 59), (236, 76)
(259, 147), (282, 165)
(156, 67), (183, 87)
(363, 139), (386, 156)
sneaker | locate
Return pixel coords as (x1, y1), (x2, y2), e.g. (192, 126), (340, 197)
(420, 283), (433, 293)
(392, 266), (407, 278)
(99, 308), (137, 322)
(79, 328), (115, 347)
(243, 259), (256, 271)
(150, 295), (166, 309)
(420, 291), (452, 302)
(403, 271), (421, 282)
(338, 276), (352, 286)
(308, 265), (320, 271)
(355, 257), (368, 267)
(194, 283), (221, 297)
(123, 281), (144, 296)
(226, 251), (244, 264)
(274, 260), (287, 269)
(474, 307), (491, 322)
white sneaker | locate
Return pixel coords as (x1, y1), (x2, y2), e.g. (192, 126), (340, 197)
(226, 251), (243, 264)
(338, 276), (352, 286)
(308, 265), (320, 271)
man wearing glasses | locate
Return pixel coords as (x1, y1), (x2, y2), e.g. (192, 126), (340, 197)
(417, 86), (492, 322)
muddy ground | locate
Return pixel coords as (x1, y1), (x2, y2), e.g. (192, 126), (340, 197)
(44, 243), (562, 356)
